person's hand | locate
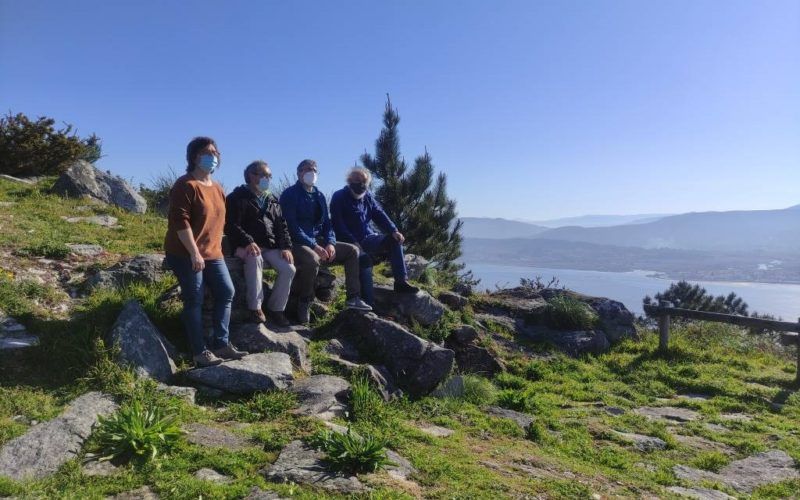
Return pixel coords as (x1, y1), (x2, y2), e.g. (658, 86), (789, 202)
(281, 249), (294, 264)
(313, 244), (328, 261)
(325, 244), (336, 262)
(392, 231), (405, 243)
(190, 251), (205, 272)
(247, 242), (260, 256)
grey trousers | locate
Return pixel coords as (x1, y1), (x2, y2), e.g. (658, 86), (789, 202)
(235, 246), (296, 312)
(291, 242), (360, 300)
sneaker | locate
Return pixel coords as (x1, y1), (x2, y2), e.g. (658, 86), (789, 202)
(213, 343), (246, 360)
(394, 280), (420, 294)
(193, 349), (223, 367)
(297, 299), (312, 325)
(267, 309), (291, 327)
(345, 296), (373, 311)
(248, 308), (267, 323)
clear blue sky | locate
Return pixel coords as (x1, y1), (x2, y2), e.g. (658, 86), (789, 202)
(2, 0), (798, 220)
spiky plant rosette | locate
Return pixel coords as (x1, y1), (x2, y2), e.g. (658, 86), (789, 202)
(91, 399), (183, 463)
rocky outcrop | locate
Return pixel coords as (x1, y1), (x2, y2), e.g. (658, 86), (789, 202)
(334, 310), (454, 397)
(0, 392), (117, 480)
(437, 290), (469, 310)
(288, 375), (350, 421)
(107, 300), (177, 383)
(372, 285), (446, 327)
(186, 353), (294, 394)
(230, 323), (310, 372)
(86, 254), (167, 290)
(53, 160), (147, 213)
(444, 325), (504, 376)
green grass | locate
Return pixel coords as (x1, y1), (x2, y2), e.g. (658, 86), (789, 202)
(544, 295), (600, 330)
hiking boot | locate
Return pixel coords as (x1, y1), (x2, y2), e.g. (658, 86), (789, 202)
(394, 280), (420, 294)
(193, 349), (223, 367)
(248, 308), (266, 323)
(213, 343), (246, 360)
(267, 309), (291, 327)
(297, 299), (312, 325)
(345, 296), (373, 311)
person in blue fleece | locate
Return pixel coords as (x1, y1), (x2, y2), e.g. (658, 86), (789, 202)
(329, 167), (419, 305)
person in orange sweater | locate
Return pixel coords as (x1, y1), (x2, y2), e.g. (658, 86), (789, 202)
(164, 136), (245, 367)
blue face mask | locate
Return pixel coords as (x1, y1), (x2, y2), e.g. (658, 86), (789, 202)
(258, 177), (270, 191)
(197, 154), (218, 174)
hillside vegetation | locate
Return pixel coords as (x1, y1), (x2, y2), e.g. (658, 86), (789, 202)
(1, 177), (799, 499)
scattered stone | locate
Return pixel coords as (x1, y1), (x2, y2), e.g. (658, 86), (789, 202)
(86, 254), (166, 290)
(719, 413), (752, 422)
(156, 383), (196, 404)
(0, 392), (117, 480)
(671, 434), (734, 455)
(333, 310), (454, 397)
(0, 174), (34, 184)
(66, 243), (105, 257)
(677, 394), (711, 402)
(437, 291), (469, 310)
(403, 254), (429, 281)
(230, 323), (310, 373)
(61, 215), (119, 227)
(674, 450), (799, 493)
(186, 353), (294, 395)
(604, 406), (626, 416)
(612, 431), (667, 452)
(673, 464), (720, 484)
(485, 406), (533, 432)
(52, 160), (147, 213)
(704, 423), (730, 433)
(417, 424), (454, 438)
(289, 375), (350, 421)
(194, 467), (231, 483)
(107, 300), (177, 383)
(385, 450), (417, 481)
(666, 486), (735, 500)
(82, 459), (119, 477)
(243, 487), (287, 500)
(184, 423), (252, 450)
(635, 406), (700, 423)
(372, 284), (446, 327)
(109, 486), (159, 500)
(262, 440), (368, 493)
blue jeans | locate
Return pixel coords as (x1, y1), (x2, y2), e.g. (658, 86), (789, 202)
(165, 254), (234, 356)
(358, 234), (408, 306)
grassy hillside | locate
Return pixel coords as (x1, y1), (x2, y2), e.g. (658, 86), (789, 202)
(1, 177), (799, 499)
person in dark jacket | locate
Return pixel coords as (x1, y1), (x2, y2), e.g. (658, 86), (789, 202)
(225, 160), (295, 326)
(330, 167), (419, 306)
(279, 159), (371, 324)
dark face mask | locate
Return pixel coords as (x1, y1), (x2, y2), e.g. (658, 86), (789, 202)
(349, 182), (367, 195)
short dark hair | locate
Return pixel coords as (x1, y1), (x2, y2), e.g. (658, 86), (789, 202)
(244, 160), (269, 183)
(296, 159), (317, 173)
(185, 136), (219, 173)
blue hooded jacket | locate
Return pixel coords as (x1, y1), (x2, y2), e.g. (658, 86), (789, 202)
(279, 181), (336, 247)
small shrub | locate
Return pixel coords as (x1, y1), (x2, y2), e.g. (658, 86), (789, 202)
(494, 373), (528, 390)
(545, 296), (598, 330)
(350, 374), (387, 424)
(310, 427), (394, 473)
(17, 242), (70, 260)
(496, 389), (529, 412)
(523, 360), (552, 381)
(462, 375), (497, 405)
(91, 399), (182, 463)
(526, 421), (551, 444)
(224, 391), (297, 422)
(690, 451), (729, 472)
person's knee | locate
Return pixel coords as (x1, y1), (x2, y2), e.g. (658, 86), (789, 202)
(358, 253), (373, 269)
(182, 283), (204, 307)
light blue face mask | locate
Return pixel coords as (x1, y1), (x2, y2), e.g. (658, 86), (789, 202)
(258, 177), (270, 191)
(197, 154), (218, 174)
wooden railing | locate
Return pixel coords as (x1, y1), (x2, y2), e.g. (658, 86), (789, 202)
(643, 301), (800, 385)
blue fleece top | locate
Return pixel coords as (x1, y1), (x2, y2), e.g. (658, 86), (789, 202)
(329, 187), (398, 244)
(279, 181), (336, 247)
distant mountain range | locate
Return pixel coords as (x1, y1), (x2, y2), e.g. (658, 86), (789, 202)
(526, 213), (673, 228)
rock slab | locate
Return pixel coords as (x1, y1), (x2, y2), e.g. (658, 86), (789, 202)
(230, 323), (310, 373)
(107, 300), (176, 383)
(186, 353), (294, 394)
(87, 254), (167, 291)
(0, 392), (117, 480)
(673, 450), (799, 493)
(53, 160), (147, 213)
(263, 440), (368, 493)
(372, 285), (446, 327)
(289, 375), (350, 421)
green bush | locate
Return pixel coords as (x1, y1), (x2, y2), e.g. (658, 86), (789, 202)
(310, 427), (394, 473)
(91, 399), (182, 463)
(349, 374), (387, 424)
(462, 375), (497, 405)
(0, 112), (102, 176)
(690, 451), (729, 472)
(545, 296), (599, 330)
(224, 391), (297, 422)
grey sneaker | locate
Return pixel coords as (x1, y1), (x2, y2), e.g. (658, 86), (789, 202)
(345, 296), (373, 311)
(297, 299), (312, 325)
(213, 343), (246, 360)
(193, 349), (223, 367)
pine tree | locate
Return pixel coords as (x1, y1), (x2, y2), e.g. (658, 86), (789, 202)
(643, 280), (749, 316)
(360, 96), (463, 269)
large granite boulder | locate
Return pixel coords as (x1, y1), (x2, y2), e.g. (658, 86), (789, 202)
(107, 300), (177, 383)
(186, 353), (294, 394)
(53, 160), (147, 213)
(86, 254), (167, 291)
(230, 323), (310, 373)
(0, 392), (117, 480)
(372, 285), (446, 327)
(333, 310), (454, 397)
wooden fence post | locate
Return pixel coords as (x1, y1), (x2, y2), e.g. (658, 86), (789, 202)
(658, 300), (671, 352)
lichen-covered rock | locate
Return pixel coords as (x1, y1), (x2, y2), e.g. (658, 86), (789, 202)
(0, 392), (117, 480)
(107, 300), (176, 383)
(404, 254), (429, 281)
(230, 323), (310, 372)
(445, 325), (504, 376)
(437, 291), (469, 310)
(289, 375), (350, 420)
(53, 160), (147, 213)
(372, 285), (446, 327)
(262, 440), (368, 493)
(86, 254), (167, 291)
(186, 353), (293, 394)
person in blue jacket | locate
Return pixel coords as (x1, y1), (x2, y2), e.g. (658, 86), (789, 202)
(329, 167), (420, 305)
(279, 159), (372, 324)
